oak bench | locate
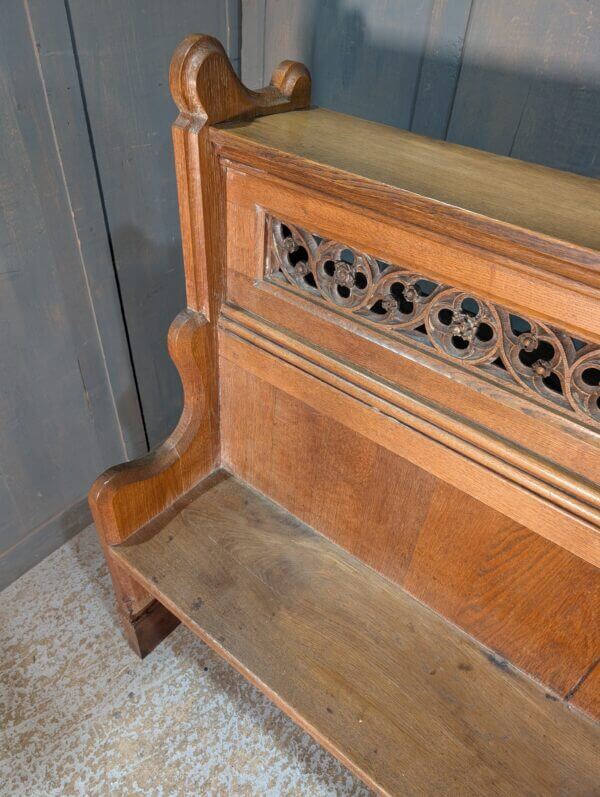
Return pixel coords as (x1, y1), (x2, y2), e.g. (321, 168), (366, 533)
(90, 35), (600, 795)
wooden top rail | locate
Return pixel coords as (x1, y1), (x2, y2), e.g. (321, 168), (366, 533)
(213, 108), (600, 277)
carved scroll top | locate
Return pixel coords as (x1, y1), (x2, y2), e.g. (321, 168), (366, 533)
(170, 35), (311, 123)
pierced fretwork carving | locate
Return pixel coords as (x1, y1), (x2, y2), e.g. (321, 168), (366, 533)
(266, 216), (600, 428)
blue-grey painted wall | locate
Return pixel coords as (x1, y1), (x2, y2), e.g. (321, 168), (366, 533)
(67, 0), (239, 447)
(0, 0), (238, 590)
(242, 0), (600, 177)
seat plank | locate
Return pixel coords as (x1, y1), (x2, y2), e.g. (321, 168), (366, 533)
(113, 472), (599, 797)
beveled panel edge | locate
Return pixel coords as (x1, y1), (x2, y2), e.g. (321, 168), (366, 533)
(235, 274), (600, 484)
(222, 177), (600, 484)
(219, 304), (600, 568)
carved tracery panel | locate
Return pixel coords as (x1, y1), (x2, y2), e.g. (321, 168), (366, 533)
(265, 216), (600, 429)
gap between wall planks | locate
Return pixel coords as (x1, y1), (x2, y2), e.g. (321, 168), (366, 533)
(65, 0), (241, 447)
(0, 1), (148, 590)
(242, 0), (600, 178)
(0, 2), (241, 590)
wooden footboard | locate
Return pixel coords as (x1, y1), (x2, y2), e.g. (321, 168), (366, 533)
(90, 34), (600, 794)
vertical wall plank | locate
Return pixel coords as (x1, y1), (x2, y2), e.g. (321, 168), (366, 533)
(27, 0), (147, 460)
(410, 0), (472, 138)
(309, 0), (431, 129)
(241, 0), (266, 87)
(248, 0), (433, 129)
(0, 0), (240, 588)
(2, 0), (596, 588)
(243, 0), (319, 88)
(446, 0), (600, 176)
(0, 0), (138, 587)
(66, 0), (238, 446)
(243, 0), (599, 177)
(226, 0), (242, 75)
(504, 1), (600, 177)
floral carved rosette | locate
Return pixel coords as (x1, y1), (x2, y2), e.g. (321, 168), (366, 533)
(568, 349), (600, 424)
(425, 290), (500, 365)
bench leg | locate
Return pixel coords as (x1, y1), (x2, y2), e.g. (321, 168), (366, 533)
(107, 556), (179, 658)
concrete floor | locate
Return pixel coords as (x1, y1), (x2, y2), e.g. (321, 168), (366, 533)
(0, 525), (372, 797)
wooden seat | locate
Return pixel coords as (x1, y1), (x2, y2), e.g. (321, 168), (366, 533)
(114, 472), (599, 796)
(90, 34), (599, 794)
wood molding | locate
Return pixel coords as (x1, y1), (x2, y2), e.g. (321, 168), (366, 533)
(226, 270), (599, 483)
(89, 34), (600, 781)
(223, 166), (600, 344)
(219, 307), (600, 567)
(112, 472), (600, 795)
(170, 34), (310, 125)
(89, 311), (216, 548)
(211, 111), (600, 288)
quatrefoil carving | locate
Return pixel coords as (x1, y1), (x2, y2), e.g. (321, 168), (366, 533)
(267, 216), (600, 429)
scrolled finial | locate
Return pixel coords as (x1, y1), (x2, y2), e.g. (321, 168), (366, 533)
(170, 34), (311, 124)
(269, 59), (311, 104)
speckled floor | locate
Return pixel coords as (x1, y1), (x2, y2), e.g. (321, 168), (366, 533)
(0, 526), (372, 797)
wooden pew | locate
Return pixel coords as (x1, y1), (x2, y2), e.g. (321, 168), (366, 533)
(90, 35), (600, 795)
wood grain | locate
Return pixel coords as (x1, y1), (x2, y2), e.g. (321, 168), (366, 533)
(214, 108), (599, 249)
(90, 34), (600, 788)
(265, 214), (600, 431)
(65, 0), (239, 446)
(446, 0), (600, 178)
(410, 0), (473, 138)
(0, 2), (145, 588)
(570, 662), (600, 719)
(213, 109), (600, 284)
(221, 165), (600, 346)
(90, 34), (310, 650)
(220, 362), (600, 703)
(224, 274), (600, 488)
(113, 473), (600, 797)
(219, 321), (600, 567)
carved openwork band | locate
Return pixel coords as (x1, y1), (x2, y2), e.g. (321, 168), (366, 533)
(266, 216), (600, 428)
